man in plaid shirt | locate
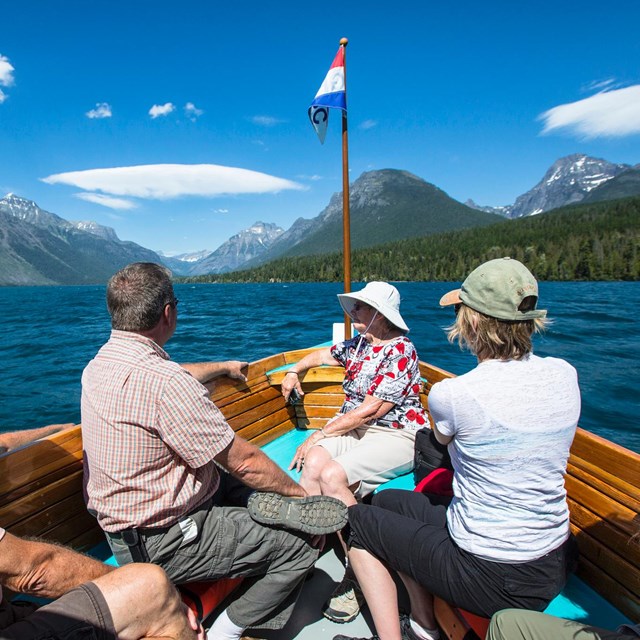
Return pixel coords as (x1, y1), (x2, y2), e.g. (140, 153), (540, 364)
(81, 263), (346, 640)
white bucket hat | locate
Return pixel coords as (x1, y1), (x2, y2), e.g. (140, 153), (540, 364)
(338, 282), (409, 333)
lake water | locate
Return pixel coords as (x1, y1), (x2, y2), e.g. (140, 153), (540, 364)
(0, 281), (638, 453)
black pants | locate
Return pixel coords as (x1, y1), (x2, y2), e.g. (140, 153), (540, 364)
(347, 489), (578, 618)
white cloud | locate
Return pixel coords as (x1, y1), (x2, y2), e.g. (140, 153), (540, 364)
(359, 119), (378, 130)
(213, 208), (229, 213)
(0, 54), (15, 103)
(582, 78), (617, 93)
(184, 102), (203, 120)
(0, 55), (15, 87)
(296, 174), (323, 181)
(42, 164), (305, 199)
(250, 115), (285, 127)
(539, 85), (640, 138)
(86, 102), (112, 119)
(149, 102), (176, 118)
(75, 192), (138, 210)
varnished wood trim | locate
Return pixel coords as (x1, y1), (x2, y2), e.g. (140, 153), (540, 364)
(269, 366), (345, 385)
(576, 555), (640, 622)
(568, 498), (640, 568)
(434, 597), (477, 640)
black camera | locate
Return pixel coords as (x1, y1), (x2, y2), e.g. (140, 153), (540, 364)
(288, 388), (302, 406)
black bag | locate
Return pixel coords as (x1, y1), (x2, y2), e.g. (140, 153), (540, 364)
(413, 427), (452, 485)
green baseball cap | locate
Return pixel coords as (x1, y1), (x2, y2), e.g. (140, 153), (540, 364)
(439, 257), (547, 321)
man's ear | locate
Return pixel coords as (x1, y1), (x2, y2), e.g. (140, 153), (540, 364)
(162, 303), (174, 326)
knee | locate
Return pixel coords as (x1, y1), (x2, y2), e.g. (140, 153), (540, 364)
(487, 609), (517, 640)
(302, 446), (326, 478)
(113, 563), (179, 609)
(318, 461), (347, 489)
(279, 530), (320, 573)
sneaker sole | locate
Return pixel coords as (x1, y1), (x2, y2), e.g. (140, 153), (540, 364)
(322, 607), (361, 624)
(247, 492), (348, 535)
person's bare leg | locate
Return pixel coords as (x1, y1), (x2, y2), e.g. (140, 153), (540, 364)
(317, 459), (357, 506)
(349, 547), (402, 640)
(92, 563), (201, 640)
(399, 571), (437, 631)
(298, 444), (332, 496)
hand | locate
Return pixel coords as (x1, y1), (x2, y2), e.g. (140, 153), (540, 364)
(289, 430), (323, 472)
(225, 360), (248, 382)
(281, 371), (304, 403)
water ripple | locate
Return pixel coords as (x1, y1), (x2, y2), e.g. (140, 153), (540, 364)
(0, 281), (638, 452)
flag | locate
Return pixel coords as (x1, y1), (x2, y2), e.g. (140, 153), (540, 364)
(308, 46), (346, 144)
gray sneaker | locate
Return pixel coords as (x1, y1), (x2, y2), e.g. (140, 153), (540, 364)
(247, 492), (348, 535)
(322, 574), (365, 623)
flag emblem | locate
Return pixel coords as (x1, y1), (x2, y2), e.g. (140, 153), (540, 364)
(308, 46), (347, 144)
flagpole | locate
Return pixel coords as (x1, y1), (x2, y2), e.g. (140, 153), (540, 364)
(340, 37), (352, 339)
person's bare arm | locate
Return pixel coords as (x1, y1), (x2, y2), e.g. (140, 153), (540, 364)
(0, 531), (113, 598)
(0, 424), (74, 454)
(214, 435), (306, 498)
(322, 395), (394, 436)
(433, 424), (453, 446)
(281, 348), (340, 402)
(181, 361), (249, 383)
(289, 394), (394, 471)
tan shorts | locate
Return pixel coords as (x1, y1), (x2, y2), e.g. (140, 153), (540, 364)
(317, 423), (416, 498)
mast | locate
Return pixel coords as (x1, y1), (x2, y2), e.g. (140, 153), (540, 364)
(340, 37), (352, 339)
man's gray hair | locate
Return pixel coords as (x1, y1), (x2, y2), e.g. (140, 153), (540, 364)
(107, 263), (175, 331)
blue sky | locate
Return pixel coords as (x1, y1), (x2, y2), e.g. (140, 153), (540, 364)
(1, 0), (639, 255)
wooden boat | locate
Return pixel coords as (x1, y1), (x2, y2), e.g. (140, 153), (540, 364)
(1, 346), (639, 638)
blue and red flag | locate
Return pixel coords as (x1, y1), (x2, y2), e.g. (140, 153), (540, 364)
(308, 46), (346, 144)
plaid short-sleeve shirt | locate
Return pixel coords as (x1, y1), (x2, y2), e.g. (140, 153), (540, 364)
(81, 331), (235, 532)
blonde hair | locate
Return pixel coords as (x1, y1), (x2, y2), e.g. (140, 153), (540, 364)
(447, 304), (548, 361)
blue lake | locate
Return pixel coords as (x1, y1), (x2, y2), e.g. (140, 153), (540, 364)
(0, 281), (638, 453)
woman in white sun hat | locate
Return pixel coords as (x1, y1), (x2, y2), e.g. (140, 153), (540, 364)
(281, 281), (428, 623)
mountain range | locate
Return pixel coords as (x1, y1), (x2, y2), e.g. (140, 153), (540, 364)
(0, 194), (160, 285)
(1, 153), (639, 285)
(465, 154), (635, 217)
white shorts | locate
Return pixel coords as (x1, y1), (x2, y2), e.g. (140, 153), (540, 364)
(317, 423), (416, 498)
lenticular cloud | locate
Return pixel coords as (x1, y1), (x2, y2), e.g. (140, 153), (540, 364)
(540, 85), (640, 138)
(41, 164), (304, 200)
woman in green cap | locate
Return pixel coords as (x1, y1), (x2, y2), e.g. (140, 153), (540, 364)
(333, 258), (581, 640)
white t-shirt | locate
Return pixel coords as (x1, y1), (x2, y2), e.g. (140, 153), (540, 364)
(429, 354), (580, 562)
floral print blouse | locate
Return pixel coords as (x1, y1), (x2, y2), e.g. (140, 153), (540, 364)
(330, 335), (428, 431)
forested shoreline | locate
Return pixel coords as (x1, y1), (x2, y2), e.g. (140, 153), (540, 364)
(179, 196), (640, 283)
